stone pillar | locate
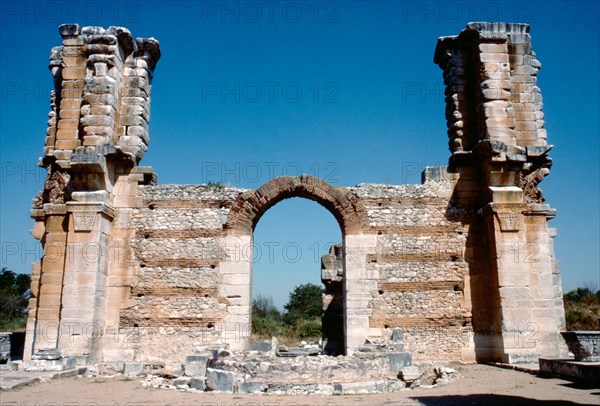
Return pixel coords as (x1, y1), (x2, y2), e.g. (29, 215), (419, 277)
(57, 194), (114, 358)
(344, 234), (378, 354)
(24, 205), (68, 360)
(218, 235), (252, 351)
(435, 22), (566, 362)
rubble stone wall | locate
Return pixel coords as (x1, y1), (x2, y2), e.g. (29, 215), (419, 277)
(112, 172), (475, 363)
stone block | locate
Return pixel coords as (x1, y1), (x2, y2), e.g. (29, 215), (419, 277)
(173, 376), (191, 387)
(120, 114), (147, 127)
(184, 355), (208, 376)
(206, 368), (236, 392)
(163, 361), (182, 376)
(190, 377), (206, 390)
(539, 358), (600, 384)
(482, 88), (511, 100)
(399, 366), (421, 382)
(250, 341), (272, 352)
(59, 109), (81, 119)
(99, 363), (124, 374)
(56, 128), (79, 140)
(333, 380), (385, 394)
(123, 362), (144, 376)
(61, 99), (83, 110)
(56, 137), (81, 150)
(485, 117), (516, 128)
(392, 327), (404, 343)
(62, 66), (87, 80)
(516, 121), (537, 131)
(479, 43), (507, 53)
(81, 115), (114, 127)
(388, 352), (412, 372)
(238, 381), (265, 393)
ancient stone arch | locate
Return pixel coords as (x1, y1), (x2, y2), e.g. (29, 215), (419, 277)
(24, 22), (568, 365)
(224, 175), (370, 235)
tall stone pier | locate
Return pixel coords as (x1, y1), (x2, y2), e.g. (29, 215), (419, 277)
(25, 22), (566, 365)
(434, 22), (566, 362)
(25, 24), (160, 361)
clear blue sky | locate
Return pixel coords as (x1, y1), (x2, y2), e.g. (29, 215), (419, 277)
(1, 1), (598, 310)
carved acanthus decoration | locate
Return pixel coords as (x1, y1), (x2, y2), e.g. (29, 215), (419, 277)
(518, 168), (549, 204)
(42, 165), (73, 204)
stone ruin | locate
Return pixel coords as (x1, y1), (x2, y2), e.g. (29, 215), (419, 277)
(23, 22), (569, 386)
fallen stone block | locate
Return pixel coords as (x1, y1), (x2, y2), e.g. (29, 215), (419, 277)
(250, 341), (272, 352)
(99, 363), (124, 374)
(399, 366), (421, 383)
(22, 357), (76, 372)
(160, 361), (182, 378)
(123, 362), (144, 376)
(333, 380), (386, 394)
(388, 352), (412, 372)
(184, 355), (208, 377)
(31, 348), (61, 360)
(391, 328), (404, 342)
(238, 381), (265, 393)
(190, 377), (206, 390)
(206, 368), (236, 392)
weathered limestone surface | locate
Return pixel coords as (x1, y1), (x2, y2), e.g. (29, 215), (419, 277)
(25, 22), (567, 367)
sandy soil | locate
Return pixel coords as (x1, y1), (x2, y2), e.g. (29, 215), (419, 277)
(2, 364), (598, 406)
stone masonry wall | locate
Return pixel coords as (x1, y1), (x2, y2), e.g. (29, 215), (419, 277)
(351, 169), (474, 361)
(113, 169), (475, 363)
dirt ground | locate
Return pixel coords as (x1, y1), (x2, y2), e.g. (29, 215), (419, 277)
(1, 364), (598, 406)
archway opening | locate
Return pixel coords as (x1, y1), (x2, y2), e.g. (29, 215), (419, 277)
(251, 197), (343, 354)
(223, 175), (371, 354)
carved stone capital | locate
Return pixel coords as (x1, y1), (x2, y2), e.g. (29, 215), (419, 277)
(480, 202), (528, 232)
(66, 201), (115, 232)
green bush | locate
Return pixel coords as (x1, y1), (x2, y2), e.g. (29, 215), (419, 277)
(563, 285), (600, 330)
(292, 318), (322, 340)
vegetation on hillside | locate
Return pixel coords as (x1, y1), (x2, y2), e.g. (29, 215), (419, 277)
(252, 283), (324, 342)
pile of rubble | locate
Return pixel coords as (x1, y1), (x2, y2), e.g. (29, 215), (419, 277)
(81, 328), (461, 394)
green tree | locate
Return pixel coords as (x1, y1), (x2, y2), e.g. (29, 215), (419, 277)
(251, 295), (285, 337)
(283, 283), (324, 326)
(0, 268), (31, 328)
(253, 295), (281, 319)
